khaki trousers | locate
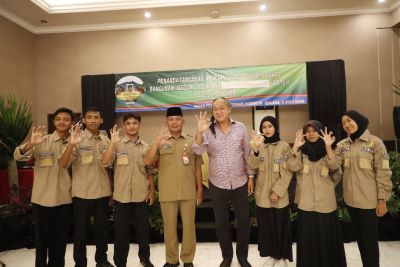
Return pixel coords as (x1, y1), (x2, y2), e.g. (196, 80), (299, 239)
(160, 199), (196, 264)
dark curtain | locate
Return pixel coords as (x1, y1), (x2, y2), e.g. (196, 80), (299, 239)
(306, 60), (347, 141)
(81, 74), (116, 134)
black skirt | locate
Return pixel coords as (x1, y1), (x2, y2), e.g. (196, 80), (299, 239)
(256, 205), (293, 261)
(296, 209), (347, 267)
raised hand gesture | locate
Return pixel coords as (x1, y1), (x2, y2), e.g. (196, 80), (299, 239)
(69, 122), (84, 145)
(195, 111), (211, 134)
(249, 129), (264, 152)
(30, 126), (46, 145)
(293, 129), (306, 152)
(110, 124), (122, 144)
(319, 127), (335, 147)
(155, 127), (169, 147)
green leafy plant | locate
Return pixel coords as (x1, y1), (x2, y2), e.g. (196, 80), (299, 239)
(387, 151), (400, 216)
(336, 196), (351, 222)
(0, 94), (32, 185)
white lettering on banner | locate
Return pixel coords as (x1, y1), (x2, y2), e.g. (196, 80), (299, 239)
(157, 76), (204, 84)
(221, 80), (270, 90)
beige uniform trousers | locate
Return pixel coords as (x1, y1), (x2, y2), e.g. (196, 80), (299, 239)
(160, 199), (196, 264)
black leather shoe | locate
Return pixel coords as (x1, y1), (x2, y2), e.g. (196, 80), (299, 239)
(96, 261), (115, 267)
(183, 263), (194, 267)
(163, 263), (179, 267)
(238, 258), (251, 267)
(140, 258), (154, 267)
(219, 258), (232, 267)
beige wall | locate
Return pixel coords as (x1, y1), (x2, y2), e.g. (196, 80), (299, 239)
(1, 12), (395, 142)
(392, 6), (400, 26)
(0, 16), (36, 117)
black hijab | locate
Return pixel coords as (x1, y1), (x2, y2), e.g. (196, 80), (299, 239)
(259, 116), (280, 144)
(342, 110), (369, 142)
(300, 120), (327, 162)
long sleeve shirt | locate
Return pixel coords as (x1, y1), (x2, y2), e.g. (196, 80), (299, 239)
(327, 130), (392, 209)
(193, 119), (254, 190)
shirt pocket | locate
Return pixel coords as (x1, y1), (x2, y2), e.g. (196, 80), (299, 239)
(301, 163), (310, 174)
(38, 151), (55, 167)
(160, 145), (174, 155)
(272, 159), (281, 173)
(342, 151), (351, 168)
(116, 151), (129, 166)
(159, 145), (174, 163)
(358, 152), (374, 170)
(79, 148), (94, 165)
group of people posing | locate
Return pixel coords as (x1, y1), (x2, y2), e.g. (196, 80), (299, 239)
(15, 97), (392, 267)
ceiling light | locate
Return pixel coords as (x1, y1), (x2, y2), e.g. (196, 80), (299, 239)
(378, 0), (385, 3)
(259, 4), (267, 11)
(144, 12), (151, 18)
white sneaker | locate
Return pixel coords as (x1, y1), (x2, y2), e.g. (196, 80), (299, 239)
(262, 257), (276, 267)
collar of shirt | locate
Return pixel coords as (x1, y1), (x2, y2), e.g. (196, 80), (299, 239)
(345, 129), (371, 144)
(52, 131), (70, 143)
(84, 128), (109, 143)
(358, 129), (371, 142)
(215, 118), (236, 129)
(167, 132), (190, 140)
(122, 136), (142, 145)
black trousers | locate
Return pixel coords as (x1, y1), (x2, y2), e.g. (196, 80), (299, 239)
(73, 197), (110, 267)
(33, 203), (72, 267)
(347, 206), (379, 267)
(113, 201), (150, 267)
(209, 183), (250, 260)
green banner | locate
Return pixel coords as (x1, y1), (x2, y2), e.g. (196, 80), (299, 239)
(115, 63), (307, 112)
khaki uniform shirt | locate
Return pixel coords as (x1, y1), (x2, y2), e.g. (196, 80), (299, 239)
(154, 133), (201, 202)
(327, 130), (392, 209)
(112, 136), (152, 203)
(70, 129), (112, 199)
(287, 152), (340, 213)
(14, 132), (72, 207)
(248, 141), (292, 209)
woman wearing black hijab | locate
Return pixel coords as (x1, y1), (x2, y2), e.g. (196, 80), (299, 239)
(248, 116), (293, 267)
(287, 120), (346, 267)
(322, 110), (392, 267)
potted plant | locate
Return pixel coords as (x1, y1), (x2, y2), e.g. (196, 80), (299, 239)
(0, 94), (32, 186)
(377, 151), (400, 240)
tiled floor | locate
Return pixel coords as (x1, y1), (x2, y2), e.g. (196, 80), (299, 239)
(0, 242), (400, 267)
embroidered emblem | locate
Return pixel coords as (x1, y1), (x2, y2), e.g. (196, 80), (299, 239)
(368, 141), (374, 148)
(383, 153), (390, 159)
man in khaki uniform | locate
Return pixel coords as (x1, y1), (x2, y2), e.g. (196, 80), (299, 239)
(101, 113), (155, 267)
(144, 107), (203, 267)
(59, 107), (114, 267)
(14, 107), (74, 267)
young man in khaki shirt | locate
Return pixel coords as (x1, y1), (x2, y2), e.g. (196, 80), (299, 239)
(14, 107), (74, 267)
(101, 113), (155, 267)
(144, 107), (203, 267)
(59, 107), (114, 267)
